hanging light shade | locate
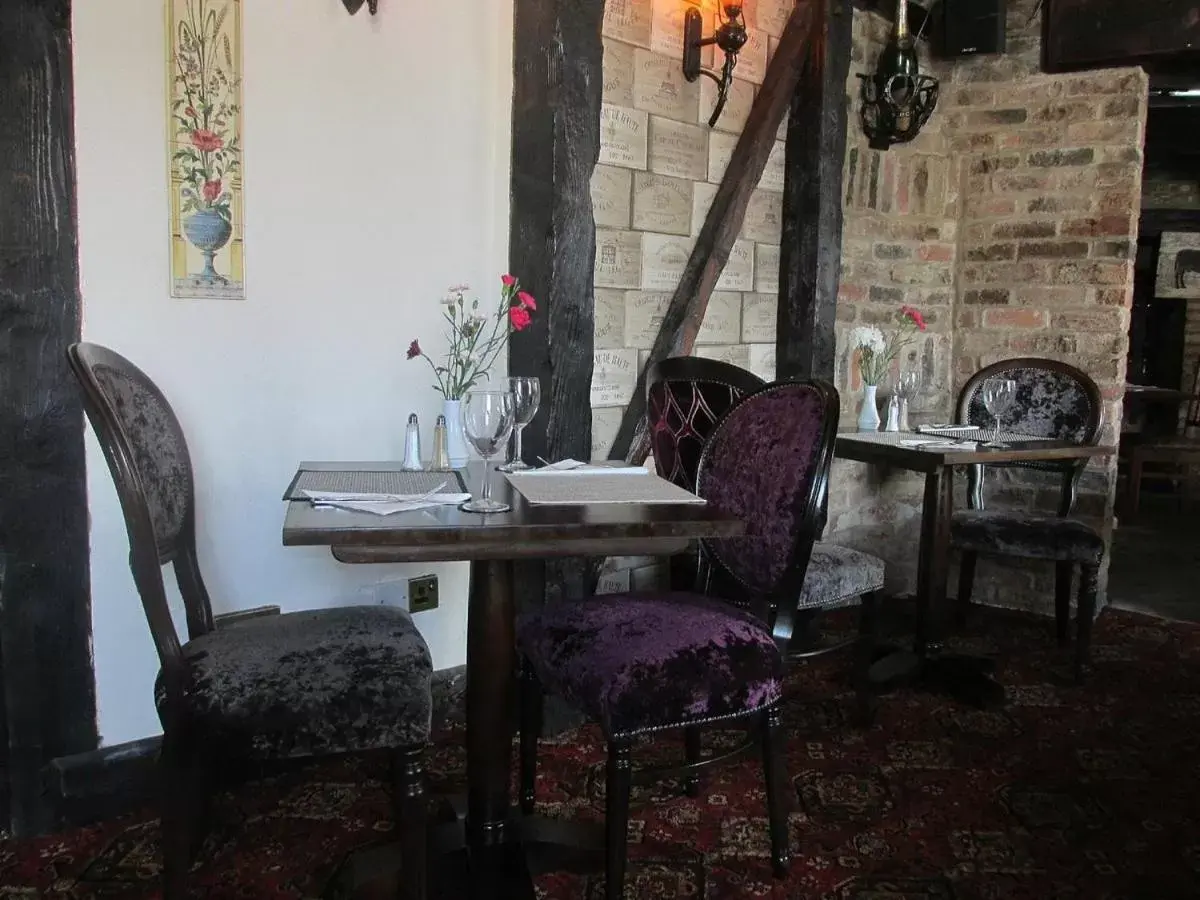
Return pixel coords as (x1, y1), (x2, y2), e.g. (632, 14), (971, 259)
(858, 0), (939, 151)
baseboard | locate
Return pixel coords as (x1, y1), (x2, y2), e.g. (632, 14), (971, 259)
(44, 665), (469, 832)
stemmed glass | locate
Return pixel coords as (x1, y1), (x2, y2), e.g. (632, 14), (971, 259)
(895, 368), (923, 431)
(461, 391), (516, 513)
(981, 377), (1017, 445)
(499, 376), (541, 473)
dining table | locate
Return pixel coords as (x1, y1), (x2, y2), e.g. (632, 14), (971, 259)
(281, 461), (746, 900)
(834, 430), (1115, 708)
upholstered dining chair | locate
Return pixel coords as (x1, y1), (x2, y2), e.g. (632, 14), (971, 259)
(67, 343), (432, 900)
(647, 357), (884, 705)
(1123, 357), (1200, 518)
(953, 357), (1105, 682)
(517, 379), (841, 900)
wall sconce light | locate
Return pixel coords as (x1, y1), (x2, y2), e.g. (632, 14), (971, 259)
(683, 4), (749, 128)
(342, 0), (378, 14)
(858, 0), (939, 151)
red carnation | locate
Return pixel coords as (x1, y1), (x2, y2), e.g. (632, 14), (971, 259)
(191, 129), (224, 152)
(501, 274), (517, 288)
(406, 339), (421, 360)
(509, 306), (532, 331)
(901, 305), (927, 332)
(517, 291), (537, 311)
(202, 179), (222, 203)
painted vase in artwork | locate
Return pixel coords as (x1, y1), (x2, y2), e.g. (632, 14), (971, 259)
(183, 208), (233, 283)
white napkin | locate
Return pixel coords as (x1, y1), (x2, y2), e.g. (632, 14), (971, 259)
(302, 489), (471, 516)
(900, 438), (979, 450)
(517, 459), (648, 476)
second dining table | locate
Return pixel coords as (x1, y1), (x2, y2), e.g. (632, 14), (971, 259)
(834, 430), (1115, 707)
(281, 461), (746, 900)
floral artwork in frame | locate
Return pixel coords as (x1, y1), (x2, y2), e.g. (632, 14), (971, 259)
(167, 0), (244, 300)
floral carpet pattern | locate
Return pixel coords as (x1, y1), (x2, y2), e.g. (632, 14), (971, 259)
(4, 607), (1200, 899)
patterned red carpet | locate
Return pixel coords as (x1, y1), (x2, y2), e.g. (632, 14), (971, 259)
(4, 607), (1200, 899)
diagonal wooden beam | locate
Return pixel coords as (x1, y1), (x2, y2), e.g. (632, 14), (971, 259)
(608, 0), (821, 465)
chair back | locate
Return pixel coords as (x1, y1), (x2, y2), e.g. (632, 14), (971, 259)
(647, 356), (765, 492)
(696, 380), (840, 643)
(957, 357), (1103, 515)
(67, 343), (215, 677)
(1186, 357), (1200, 432)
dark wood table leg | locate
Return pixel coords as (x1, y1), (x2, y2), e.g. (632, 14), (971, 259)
(868, 467), (1004, 709)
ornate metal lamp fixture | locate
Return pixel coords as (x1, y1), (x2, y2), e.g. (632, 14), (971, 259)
(859, 0), (939, 151)
(342, 0), (378, 14)
(683, 4), (749, 128)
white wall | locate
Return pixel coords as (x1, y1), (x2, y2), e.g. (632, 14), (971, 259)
(73, 0), (514, 745)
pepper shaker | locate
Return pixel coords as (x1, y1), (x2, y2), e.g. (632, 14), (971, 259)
(430, 415), (452, 472)
(884, 394), (901, 432)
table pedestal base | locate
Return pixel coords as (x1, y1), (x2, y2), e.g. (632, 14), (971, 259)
(868, 647), (1005, 709)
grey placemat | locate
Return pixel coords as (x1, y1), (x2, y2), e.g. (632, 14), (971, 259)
(284, 470), (462, 500)
(506, 472), (705, 506)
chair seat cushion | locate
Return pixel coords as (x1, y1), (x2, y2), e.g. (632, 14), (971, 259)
(951, 510), (1105, 564)
(798, 543), (886, 610)
(516, 593), (783, 737)
(156, 606), (433, 759)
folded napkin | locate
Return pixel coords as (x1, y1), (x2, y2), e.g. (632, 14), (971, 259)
(302, 488), (471, 516)
(518, 458), (648, 476)
(900, 438), (979, 450)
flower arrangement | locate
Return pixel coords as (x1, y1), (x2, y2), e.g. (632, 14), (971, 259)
(171, 0), (241, 222)
(408, 275), (537, 400)
(849, 305), (927, 386)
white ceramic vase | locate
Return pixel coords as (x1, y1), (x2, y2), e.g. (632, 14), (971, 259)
(857, 384), (881, 432)
(442, 398), (470, 469)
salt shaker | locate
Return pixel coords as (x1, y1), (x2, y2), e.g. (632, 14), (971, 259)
(402, 413), (424, 471)
(884, 394), (901, 432)
(430, 415), (452, 472)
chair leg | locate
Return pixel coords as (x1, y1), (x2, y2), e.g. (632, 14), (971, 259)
(855, 592), (880, 726)
(1054, 561), (1073, 647)
(683, 727), (702, 798)
(519, 660), (543, 816)
(760, 706), (790, 879)
(1076, 564), (1100, 684)
(605, 740), (633, 900)
(159, 729), (204, 900)
(1128, 454), (1143, 520)
(391, 747), (427, 900)
(956, 552), (977, 626)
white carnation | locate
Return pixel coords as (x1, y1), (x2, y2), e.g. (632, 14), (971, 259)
(849, 325), (886, 355)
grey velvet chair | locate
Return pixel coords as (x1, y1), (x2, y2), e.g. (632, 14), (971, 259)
(647, 357), (885, 707)
(517, 380), (843, 900)
(953, 357), (1105, 682)
(67, 343), (432, 900)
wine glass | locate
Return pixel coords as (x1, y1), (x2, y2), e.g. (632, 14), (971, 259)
(981, 377), (1017, 445)
(461, 391), (516, 513)
(896, 368), (923, 431)
(499, 376), (541, 473)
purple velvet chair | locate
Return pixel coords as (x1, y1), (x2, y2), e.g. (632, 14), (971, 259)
(517, 380), (840, 900)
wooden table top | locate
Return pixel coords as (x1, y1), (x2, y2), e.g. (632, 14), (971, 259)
(835, 430), (1115, 473)
(281, 461), (745, 564)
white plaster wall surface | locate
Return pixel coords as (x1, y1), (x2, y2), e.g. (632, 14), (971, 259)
(73, 0), (514, 744)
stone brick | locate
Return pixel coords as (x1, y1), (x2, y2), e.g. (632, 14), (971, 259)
(1007, 334), (1079, 355)
(993, 221), (1057, 239)
(874, 243), (912, 260)
(890, 264), (952, 286)
(1095, 240), (1133, 260)
(1026, 195), (1090, 215)
(1094, 288), (1130, 307)
(968, 108), (1028, 126)
(1066, 119), (1143, 144)
(963, 288), (1010, 306)
(919, 244), (955, 262)
(1027, 148), (1095, 168)
(1061, 216), (1130, 237)
(1051, 261), (1130, 286)
(970, 154), (1020, 175)
(1029, 101), (1097, 124)
(996, 173), (1053, 193)
(966, 243), (1016, 262)
(869, 285), (905, 305)
(1017, 241), (1089, 260)
(1050, 309), (1126, 333)
(982, 308), (1047, 328)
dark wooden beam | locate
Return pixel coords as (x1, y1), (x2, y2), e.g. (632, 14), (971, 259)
(608, 0), (821, 465)
(0, 0), (96, 837)
(1139, 207), (1200, 238)
(777, 0), (852, 382)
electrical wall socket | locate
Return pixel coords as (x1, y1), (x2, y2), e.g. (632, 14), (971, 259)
(408, 575), (439, 613)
